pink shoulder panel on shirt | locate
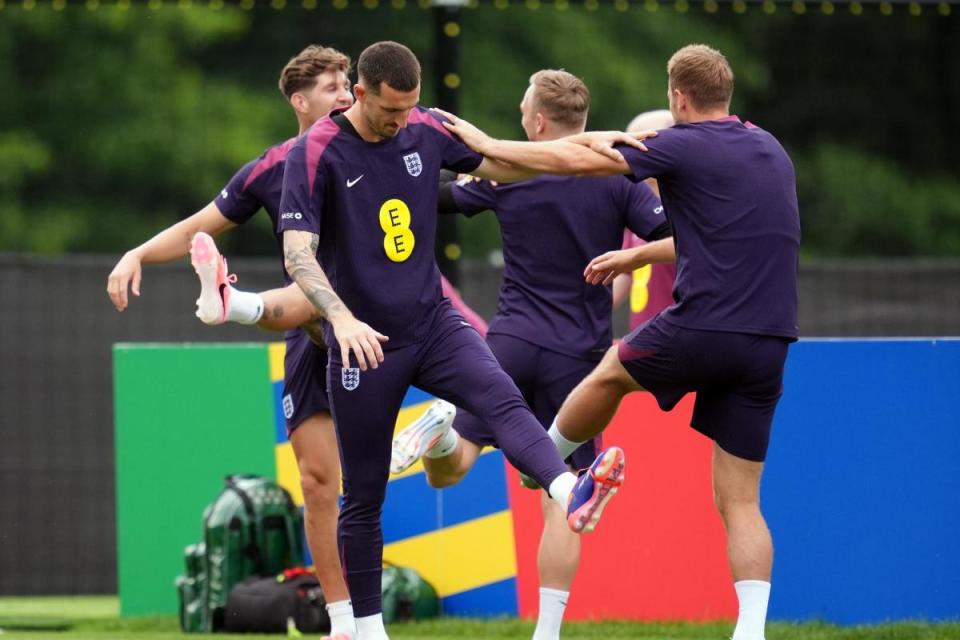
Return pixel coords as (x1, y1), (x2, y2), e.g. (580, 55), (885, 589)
(718, 114), (759, 130)
(242, 136), (298, 191)
(305, 118), (342, 195)
(408, 108), (456, 140)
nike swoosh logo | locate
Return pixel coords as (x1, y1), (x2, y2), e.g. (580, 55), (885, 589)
(346, 175), (364, 188)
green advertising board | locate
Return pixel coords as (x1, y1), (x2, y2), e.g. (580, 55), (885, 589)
(113, 344), (276, 616)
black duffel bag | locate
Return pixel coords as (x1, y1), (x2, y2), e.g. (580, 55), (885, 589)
(224, 568), (330, 634)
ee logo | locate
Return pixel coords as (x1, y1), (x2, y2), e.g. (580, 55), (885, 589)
(630, 264), (652, 313)
(379, 199), (416, 262)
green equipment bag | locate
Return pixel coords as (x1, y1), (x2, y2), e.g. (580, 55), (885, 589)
(380, 564), (440, 624)
(176, 543), (208, 633)
(176, 474), (304, 633)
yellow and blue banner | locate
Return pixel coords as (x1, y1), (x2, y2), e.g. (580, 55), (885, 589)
(115, 339), (960, 623)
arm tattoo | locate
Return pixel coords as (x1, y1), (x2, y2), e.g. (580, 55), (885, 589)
(283, 231), (350, 319)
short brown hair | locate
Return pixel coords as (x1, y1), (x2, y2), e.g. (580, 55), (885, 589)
(357, 41), (421, 94)
(278, 45), (351, 100)
(667, 44), (734, 110)
(528, 69), (590, 130)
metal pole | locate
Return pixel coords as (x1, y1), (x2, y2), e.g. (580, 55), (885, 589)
(432, 0), (466, 286)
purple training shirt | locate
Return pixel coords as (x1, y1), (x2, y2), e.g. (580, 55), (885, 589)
(618, 116), (800, 339)
(452, 175), (668, 359)
(278, 107), (483, 349)
(215, 136), (298, 282)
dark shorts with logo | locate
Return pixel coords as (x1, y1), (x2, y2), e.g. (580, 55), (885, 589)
(282, 329), (330, 433)
(618, 316), (790, 462)
(454, 333), (602, 470)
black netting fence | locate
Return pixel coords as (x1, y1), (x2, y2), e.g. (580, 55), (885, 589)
(0, 253), (958, 594)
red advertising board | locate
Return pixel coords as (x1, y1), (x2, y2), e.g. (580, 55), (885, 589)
(507, 393), (737, 621)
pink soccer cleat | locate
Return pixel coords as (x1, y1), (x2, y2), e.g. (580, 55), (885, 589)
(566, 446), (625, 534)
(390, 400), (457, 474)
(189, 232), (236, 325)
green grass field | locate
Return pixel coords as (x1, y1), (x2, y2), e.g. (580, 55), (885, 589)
(0, 597), (957, 640)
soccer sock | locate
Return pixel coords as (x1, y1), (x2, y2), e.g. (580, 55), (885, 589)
(225, 288), (264, 324)
(532, 587), (569, 640)
(548, 418), (586, 460)
(424, 426), (459, 459)
(731, 580), (771, 640)
(326, 600), (357, 638)
(355, 613), (389, 640)
(547, 472), (577, 509)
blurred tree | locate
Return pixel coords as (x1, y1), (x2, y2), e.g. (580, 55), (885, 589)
(797, 144), (960, 256)
(0, 4), (956, 259)
(0, 4), (436, 256)
(734, 10), (960, 256)
(0, 6), (282, 254)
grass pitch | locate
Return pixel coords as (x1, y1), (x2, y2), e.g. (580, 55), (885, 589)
(0, 597), (957, 640)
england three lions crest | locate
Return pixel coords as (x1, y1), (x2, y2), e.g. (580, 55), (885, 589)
(403, 152), (422, 177)
(342, 367), (360, 391)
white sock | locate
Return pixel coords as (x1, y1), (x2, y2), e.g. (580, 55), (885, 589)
(225, 287), (264, 324)
(532, 587), (569, 640)
(355, 613), (389, 639)
(326, 599), (357, 639)
(424, 426), (459, 459)
(547, 472), (577, 510)
(547, 419), (586, 460)
(732, 580), (770, 640)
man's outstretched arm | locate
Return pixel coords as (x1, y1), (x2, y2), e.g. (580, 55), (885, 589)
(475, 138), (632, 179)
(283, 230), (388, 370)
(437, 109), (647, 178)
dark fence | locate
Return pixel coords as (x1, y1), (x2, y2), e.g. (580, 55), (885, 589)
(0, 253), (958, 595)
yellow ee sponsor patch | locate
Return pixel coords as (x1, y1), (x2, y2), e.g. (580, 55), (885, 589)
(630, 263), (653, 313)
(379, 198), (416, 262)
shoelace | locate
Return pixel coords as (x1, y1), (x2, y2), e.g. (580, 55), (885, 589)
(222, 257), (239, 285)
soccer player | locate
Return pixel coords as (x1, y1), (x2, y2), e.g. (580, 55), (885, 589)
(443, 44), (800, 640)
(106, 45), (362, 640)
(389, 70), (674, 640)
(277, 41), (632, 640)
(610, 110), (677, 329)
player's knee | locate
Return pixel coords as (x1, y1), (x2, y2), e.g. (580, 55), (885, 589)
(341, 478), (387, 508)
(587, 355), (633, 396)
(712, 485), (725, 515)
(423, 458), (465, 488)
(539, 492), (566, 520)
(713, 449), (763, 517)
(713, 484), (760, 520)
(299, 463), (339, 506)
(300, 474), (338, 509)
(425, 472), (458, 489)
(714, 490), (737, 521)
